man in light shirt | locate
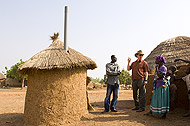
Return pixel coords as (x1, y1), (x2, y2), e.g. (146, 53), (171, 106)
(102, 55), (120, 113)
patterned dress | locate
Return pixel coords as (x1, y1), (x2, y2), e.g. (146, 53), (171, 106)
(150, 65), (170, 114)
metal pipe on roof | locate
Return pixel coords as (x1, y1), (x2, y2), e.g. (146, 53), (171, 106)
(64, 6), (68, 52)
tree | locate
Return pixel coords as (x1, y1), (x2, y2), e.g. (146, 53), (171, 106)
(5, 59), (27, 81)
(91, 77), (101, 84)
(119, 69), (132, 85)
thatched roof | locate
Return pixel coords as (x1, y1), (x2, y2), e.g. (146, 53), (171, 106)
(18, 36), (97, 74)
(145, 36), (190, 69)
(0, 73), (5, 80)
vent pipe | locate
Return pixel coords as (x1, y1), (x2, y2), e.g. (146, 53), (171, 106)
(64, 6), (68, 51)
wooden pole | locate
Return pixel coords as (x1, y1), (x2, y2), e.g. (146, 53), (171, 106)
(21, 78), (24, 89)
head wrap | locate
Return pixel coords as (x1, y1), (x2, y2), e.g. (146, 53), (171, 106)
(156, 55), (166, 65)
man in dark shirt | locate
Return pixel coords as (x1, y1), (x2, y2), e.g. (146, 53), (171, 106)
(127, 50), (149, 112)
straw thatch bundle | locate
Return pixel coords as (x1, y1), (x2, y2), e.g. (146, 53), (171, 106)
(18, 34), (97, 126)
(145, 36), (190, 70)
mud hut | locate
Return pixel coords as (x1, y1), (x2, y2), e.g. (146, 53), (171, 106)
(0, 73), (6, 88)
(145, 36), (190, 70)
(0, 73), (5, 80)
(18, 34), (97, 125)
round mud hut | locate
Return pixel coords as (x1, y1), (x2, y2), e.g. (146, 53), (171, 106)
(18, 34), (97, 125)
(145, 36), (190, 70)
(0, 73), (5, 80)
(0, 73), (6, 88)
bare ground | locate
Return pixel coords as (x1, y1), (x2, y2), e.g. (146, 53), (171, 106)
(0, 88), (190, 126)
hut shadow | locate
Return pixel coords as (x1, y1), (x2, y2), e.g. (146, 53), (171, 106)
(82, 109), (147, 124)
(83, 99), (190, 125)
(0, 113), (24, 126)
(82, 108), (190, 125)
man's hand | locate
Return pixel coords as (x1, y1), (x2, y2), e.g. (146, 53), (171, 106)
(128, 57), (131, 63)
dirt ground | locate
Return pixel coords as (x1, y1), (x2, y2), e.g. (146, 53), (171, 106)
(0, 88), (190, 126)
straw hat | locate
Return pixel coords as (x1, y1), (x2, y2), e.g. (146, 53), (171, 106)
(135, 50), (144, 57)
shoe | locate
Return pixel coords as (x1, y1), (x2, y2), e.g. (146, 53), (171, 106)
(111, 109), (118, 112)
(101, 110), (109, 113)
(132, 107), (139, 110)
(136, 109), (145, 112)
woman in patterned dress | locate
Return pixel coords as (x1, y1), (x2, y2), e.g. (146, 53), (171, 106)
(145, 56), (170, 119)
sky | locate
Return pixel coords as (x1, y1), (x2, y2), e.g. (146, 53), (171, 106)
(0, 0), (190, 79)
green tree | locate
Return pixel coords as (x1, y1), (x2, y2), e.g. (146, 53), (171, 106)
(119, 69), (132, 85)
(5, 59), (27, 81)
(99, 75), (107, 84)
(91, 77), (101, 84)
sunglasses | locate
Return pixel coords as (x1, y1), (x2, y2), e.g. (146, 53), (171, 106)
(139, 54), (144, 56)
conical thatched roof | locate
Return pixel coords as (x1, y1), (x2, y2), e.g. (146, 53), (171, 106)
(145, 36), (190, 69)
(18, 36), (97, 74)
(0, 73), (5, 80)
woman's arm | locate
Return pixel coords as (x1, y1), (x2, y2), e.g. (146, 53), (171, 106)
(155, 65), (164, 78)
(157, 71), (164, 78)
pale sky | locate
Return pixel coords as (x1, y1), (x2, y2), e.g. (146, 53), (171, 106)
(1, 0), (190, 79)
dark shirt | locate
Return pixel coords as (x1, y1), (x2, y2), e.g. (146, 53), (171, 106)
(130, 60), (149, 80)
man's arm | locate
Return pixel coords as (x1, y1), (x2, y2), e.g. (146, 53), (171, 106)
(144, 72), (148, 85)
(106, 64), (119, 76)
(174, 59), (190, 64)
(127, 58), (131, 71)
(144, 61), (149, 85)
(144, 72), (148, 80)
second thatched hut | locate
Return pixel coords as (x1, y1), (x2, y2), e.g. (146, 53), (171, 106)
(18, 34), (97, 126)
(145, 36), (190, 70)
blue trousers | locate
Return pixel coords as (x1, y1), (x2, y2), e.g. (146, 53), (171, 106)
(104, 83), (119, 111)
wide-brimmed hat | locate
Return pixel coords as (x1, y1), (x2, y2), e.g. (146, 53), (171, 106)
(135, 50), (144, 57)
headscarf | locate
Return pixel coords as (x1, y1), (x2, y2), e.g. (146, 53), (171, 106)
(156, 55), (166, 65)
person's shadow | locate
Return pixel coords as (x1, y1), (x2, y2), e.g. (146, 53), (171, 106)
(0, 113), (23, 126)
